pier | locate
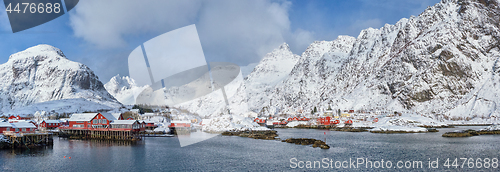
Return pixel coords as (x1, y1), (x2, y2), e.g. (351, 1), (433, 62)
(2, 131), (53, 149)
(59, 127), (142, 141)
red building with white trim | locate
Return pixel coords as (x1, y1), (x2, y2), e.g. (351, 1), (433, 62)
(40, 120), (62, 130)
(0, 122), (12, 133)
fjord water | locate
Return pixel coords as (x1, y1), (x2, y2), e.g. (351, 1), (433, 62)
(1, 127), (499, 171)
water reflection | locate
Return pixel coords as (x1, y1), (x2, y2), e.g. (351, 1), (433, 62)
(63, 138), (145, 148)
(0, 145), (53, 157)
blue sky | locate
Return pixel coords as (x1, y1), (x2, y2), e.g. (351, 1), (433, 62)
(0, 0), (440, 82)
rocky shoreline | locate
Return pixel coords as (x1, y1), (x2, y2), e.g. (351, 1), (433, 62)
(221, 130), (279, 140)
(442, 129), (500, 137)
(330, 127), (370, 132)
(221, 130), (330, 149)
(370, 130), (429, 134)
(281, 138), (330, 149)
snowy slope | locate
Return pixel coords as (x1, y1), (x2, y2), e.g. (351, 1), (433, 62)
(173, 43), (300, 117)
(109, 0), (500, 121)
(0, 44), (122, 115)
(267, 0), (500, 119)
(104, 74), (147, 105)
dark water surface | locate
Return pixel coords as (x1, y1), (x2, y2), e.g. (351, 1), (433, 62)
(1, 126), (499, 171)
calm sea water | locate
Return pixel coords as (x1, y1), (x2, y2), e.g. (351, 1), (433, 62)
(1, 126), (500, 171)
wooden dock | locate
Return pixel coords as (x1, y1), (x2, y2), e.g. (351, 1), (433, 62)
(2, 131), (53, 149)
(59, 128), (142, 141)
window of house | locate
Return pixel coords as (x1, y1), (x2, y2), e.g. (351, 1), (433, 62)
(103, 119), (107, 124)
(15, 128), (19, 132)
(6, 127), (10, 131)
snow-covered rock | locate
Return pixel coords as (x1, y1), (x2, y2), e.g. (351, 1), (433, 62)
(286, 121), (310, 128)
(202, 115), (268, 132)
(369, 114), (447, 132)
(104, 74), (147, 105)
(193, 0), (500, 120)
(481, 124), (500, 131)
(0, 44), (122, 115)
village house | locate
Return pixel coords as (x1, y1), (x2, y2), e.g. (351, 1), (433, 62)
(110, 120), (144, 132)
(111, 113), (124, 120)
(0, 122), (12, 133)
(59, 112), (146, 141)
(168, 120), (191, 128)
(39, 120), (63, 130)
(8, 115), (31, 120)
(67, 113), (116, 129)
(10, 122), (37, 133)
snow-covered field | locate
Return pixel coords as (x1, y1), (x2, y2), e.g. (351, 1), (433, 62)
(202, 115), (268, 133)
(480, 124), (500, 131)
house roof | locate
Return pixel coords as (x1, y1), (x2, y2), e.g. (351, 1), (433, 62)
(110, 120), (137, 125)
(69, 113), (98, 121)
(171, 120), (191, 124)
(44, 120), (61, 124)
(100, 113), (117, 121)
(111, 113), (122, 120)
(0, 122), (12, 127)
(11, 122), (36, 128)
(143, 113), (155, 116)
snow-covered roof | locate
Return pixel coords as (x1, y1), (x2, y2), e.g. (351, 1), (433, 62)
(44, 120), (61, 124)
(100, 113), (117, 121)
(0, 122), (12, 127)
(11, 122), (36, 128)
(143, 113), (155, 116)
(171, 120), (190, 124)
(130, 109), (140, 113)
(69, 113), (98, 121)
(111, 113), (122, 120)
(8, 119), (30, 122)
(110, 120), (137, 125)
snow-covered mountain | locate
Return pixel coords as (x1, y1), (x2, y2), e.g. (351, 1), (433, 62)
(269, 0), (500, 118)
(108, 0), (500, 120)
(0, 44), (122, 115)
(104, 74), (147, 105)
(173, 43), (300, 117)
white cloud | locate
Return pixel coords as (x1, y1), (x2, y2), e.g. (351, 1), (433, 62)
(68, 0), (310, 65)
(69, 0), (202, 48)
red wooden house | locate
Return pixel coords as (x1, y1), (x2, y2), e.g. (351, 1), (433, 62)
(112, 113), (124, 120)
(39, 120), (62, 130)
(67, 113), (117, 129)
(344, 120), (353, 125)
(40, 120), (62, 130)
(318, 116), (332, 125)
(10, 122), (37, 133)
(168, 121), (191, 128)
(110, 120), (142, 132)
(142, 121), (157, 130)
(318, 117), (341, 125)
(299, 117), (310, 121)
(254, 118), (266, 124)
(0, 122), (12, 133)
(8, 115), (31, 120)
(279, 120), (288, 125)
(287, 117), (299, 121)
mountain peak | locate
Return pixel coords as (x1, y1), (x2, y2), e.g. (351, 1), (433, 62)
(0, 44), (121, 114)
(278, 43), (290, 51)
(9, 44), (66, 60)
